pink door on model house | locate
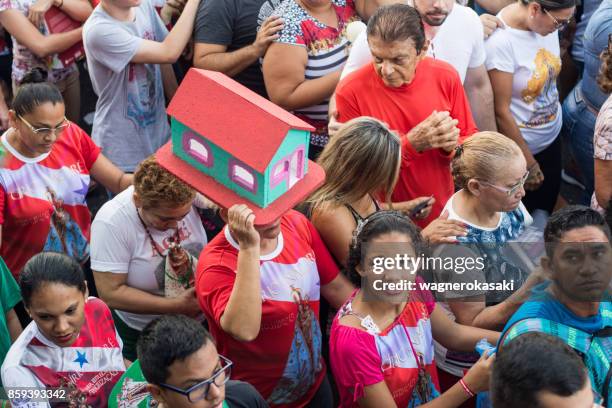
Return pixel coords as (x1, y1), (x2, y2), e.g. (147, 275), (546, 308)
(272, 147), (305, 190)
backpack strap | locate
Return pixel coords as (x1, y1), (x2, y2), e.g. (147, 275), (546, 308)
(500, 317), (591, 355)
(502, 317), (612, 407)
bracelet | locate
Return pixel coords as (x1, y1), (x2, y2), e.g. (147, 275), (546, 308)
(528, 162), (539, 172)
(459, 378), (475, 398)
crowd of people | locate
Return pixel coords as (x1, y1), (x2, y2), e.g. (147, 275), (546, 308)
(0, 0), (610, 405)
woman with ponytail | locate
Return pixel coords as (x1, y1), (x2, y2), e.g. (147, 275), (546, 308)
(435, 132), (545, 399)
(0, 70), (132, 291)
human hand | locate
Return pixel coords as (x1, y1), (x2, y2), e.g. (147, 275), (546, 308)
(462, 350), (496, 394)
(421, 210), (467, 243)
(406, 111), (460, 153)
(227, 204), (260, 250)
(253, 15), (284, 57)
(480, 14), (504, 39)
(397, 196), (435, 220)
(172, 287), (201, 316)
(328, 109), (342, 138)
(525, 161), (544, 191)
(28, 0), (54, 28)
(160, 0), (187, 24)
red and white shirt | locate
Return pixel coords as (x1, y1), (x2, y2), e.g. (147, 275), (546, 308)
(196, 210), (339, 408)
(0, 125), (100, 278)
(1, 297), (126, 407)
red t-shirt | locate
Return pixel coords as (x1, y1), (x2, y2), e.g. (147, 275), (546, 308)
(0, 124), (100, 277)
(196, 210), (339, 408)
(335, 58), (478, 227)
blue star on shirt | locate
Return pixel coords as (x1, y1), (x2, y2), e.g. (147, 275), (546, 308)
(73, 350), (88, 368)
(72, 179), (89, 198)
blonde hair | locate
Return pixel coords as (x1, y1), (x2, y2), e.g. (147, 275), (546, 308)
(308, 117), (401, 212)
(451, 132), (523, 190)
(134, 155), (196, 209)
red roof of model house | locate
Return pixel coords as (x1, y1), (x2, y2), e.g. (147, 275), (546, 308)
(167, 68), (314, 173)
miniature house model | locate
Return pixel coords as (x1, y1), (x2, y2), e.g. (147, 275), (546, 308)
(166, 69), (316, 208)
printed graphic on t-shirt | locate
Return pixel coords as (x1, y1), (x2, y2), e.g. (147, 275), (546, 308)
(126, 31), (164, 130)
(259, 256), (324, 405)
(267, 286), (322, 405)
(144, 222), (202, 297)
(17, 299), (124, 407)
(520, 48), (561, 128)
(376, 307), (440, 406)
(43, 186), (89, 263)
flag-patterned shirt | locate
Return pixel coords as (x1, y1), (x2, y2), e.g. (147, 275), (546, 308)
(1, 297), (125, 407)
(0, 125), (100, 278)
(196, 210), (339, 408)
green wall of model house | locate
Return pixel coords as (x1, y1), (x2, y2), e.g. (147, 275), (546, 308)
(171, 118), (310, 207)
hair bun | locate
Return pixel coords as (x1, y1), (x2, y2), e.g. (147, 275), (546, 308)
(20, 68), (48, 86)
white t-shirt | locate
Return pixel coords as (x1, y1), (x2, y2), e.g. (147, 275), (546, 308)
(485, 11), (562, 155)
(340, 4), (485, 83)
(90, 186), (208, 330)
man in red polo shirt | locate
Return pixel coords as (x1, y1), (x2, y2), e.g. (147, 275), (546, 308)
(335, 3), (478, 228)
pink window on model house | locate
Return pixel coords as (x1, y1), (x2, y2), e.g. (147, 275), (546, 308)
(182, 130), (213, 168)
(270, 146), (305, 189)
(229, 159), (258, 193)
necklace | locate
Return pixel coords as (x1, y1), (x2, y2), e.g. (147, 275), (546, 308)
(136, 208), (194, 289)
(340, 296), (434, 403)
(136, 208), (180, 257)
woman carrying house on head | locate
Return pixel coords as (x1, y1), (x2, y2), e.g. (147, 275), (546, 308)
(0, 68), (132, 308)
(308, 117), (468, 267)
(330, 210), (498, 407)
(91, 155), (208, 361)
(1, 252), (126, 407)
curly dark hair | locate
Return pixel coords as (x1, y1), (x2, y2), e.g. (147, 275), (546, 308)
(133, 155), (196, 209)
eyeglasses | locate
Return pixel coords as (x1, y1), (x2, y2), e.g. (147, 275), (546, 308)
(159, 355), (232, 403)
(19, 115), (70, 136)
(543, 8), (573, 30)
(480, 171), (529, 197)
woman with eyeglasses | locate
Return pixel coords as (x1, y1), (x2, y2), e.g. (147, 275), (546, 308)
(330, 210), (498, 408)
(485, 0), (576, 215)
(108, 314), (268, 408)
(435, 132), (545, 400)
(0, 68), (132, 299)
(1, 252), (126, 407)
